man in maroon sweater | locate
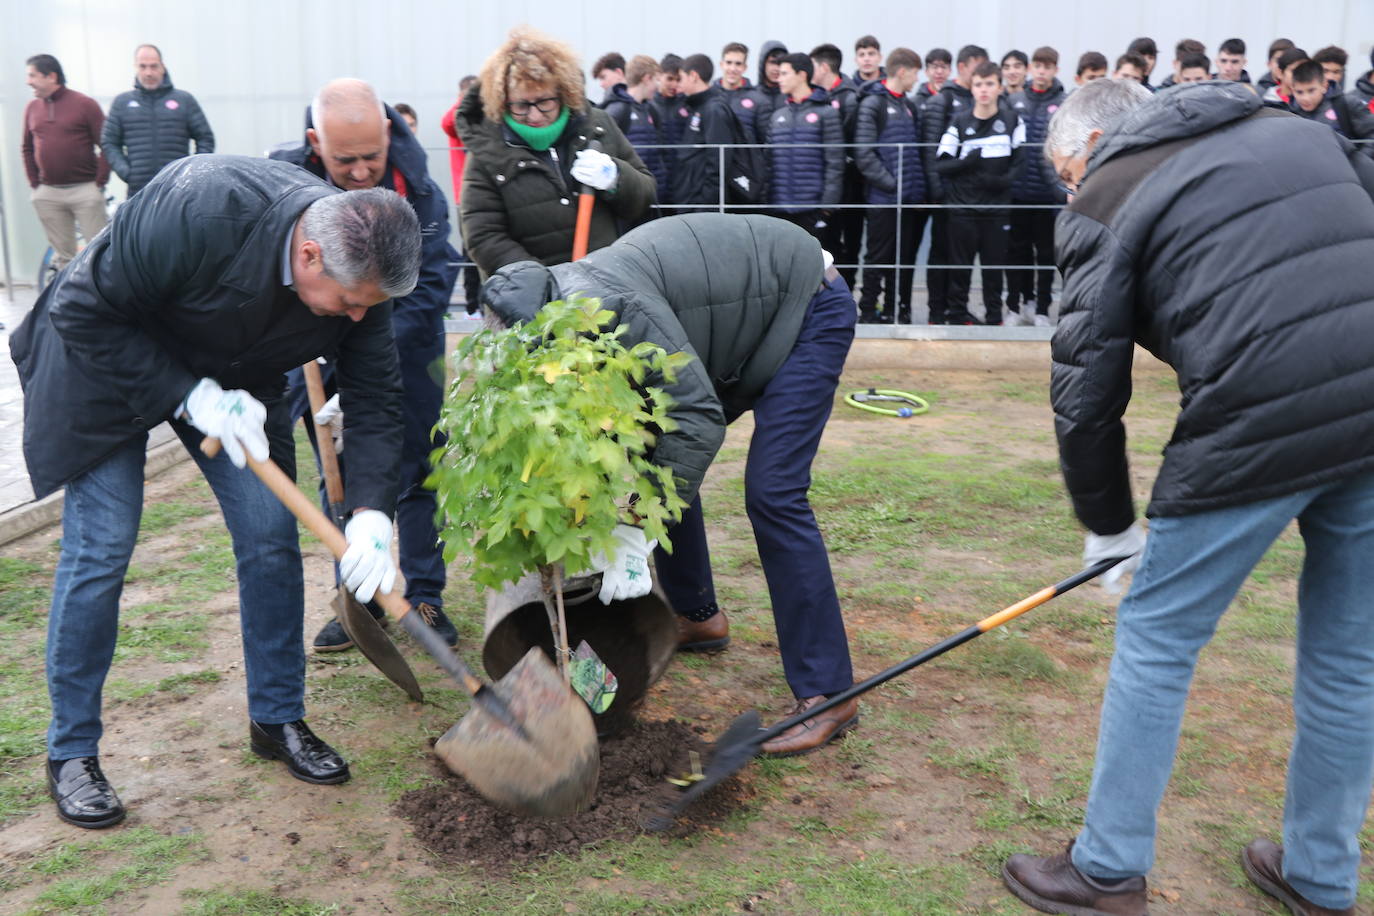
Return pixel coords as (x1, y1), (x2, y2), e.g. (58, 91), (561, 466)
(22, 54), (109, 273)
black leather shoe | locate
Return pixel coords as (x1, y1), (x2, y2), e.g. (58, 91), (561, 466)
(250, 720), (350, 785)
(48, 757), (126, 829)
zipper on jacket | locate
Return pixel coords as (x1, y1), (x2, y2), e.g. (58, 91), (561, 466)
(548, 147), (569, 194)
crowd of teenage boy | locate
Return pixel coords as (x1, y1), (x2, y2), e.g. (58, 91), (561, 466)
(583, 36), (1374, 326)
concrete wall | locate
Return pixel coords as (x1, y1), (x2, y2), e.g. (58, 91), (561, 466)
(3, 0), (1371, 289)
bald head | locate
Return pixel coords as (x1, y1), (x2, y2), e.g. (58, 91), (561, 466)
(307, 79), (391, 190)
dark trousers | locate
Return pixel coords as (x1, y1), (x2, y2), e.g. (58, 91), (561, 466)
(947, 211), (1010, 324)
(1007, 206), (1057, 313)
(654, 275), (857, 698)
(836, 205), (864, 289)
(286, 333), (448, 610)
(462, 264), (481, 314)
(859, 204), (924, 322)
(783, 209), (829, 244)
(926, 210), (951, 323)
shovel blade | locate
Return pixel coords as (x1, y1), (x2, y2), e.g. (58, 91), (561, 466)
(334, 591), (424, 703)
(435, 646), (599, 817)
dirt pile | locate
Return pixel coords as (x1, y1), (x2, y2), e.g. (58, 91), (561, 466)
(396, 718), (753, 867)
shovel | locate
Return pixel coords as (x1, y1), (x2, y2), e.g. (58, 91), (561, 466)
(570, 139), (601, 261)
(201, 437), (600, 816)
(301, 361), (423, 702)
(648, 556), (1131, 829)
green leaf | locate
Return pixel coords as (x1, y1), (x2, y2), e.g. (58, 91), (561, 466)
(430, 297), (688, 590)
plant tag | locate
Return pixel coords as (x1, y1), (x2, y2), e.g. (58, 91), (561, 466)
(569, 640), (617, 713)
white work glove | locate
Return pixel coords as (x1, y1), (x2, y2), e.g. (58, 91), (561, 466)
(1083, 520), (1148, 595)
(313, 393), (344, 454)
(571, 148), (619, 191)
(181, 377), (269, 469)
(591, 523), (657, 604)
(341, 509), (396, 603)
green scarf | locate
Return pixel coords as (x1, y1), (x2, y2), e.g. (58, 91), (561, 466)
(503, 106), (571, 151)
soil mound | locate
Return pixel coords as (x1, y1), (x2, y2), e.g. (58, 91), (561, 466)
(396, 718), (753, 867)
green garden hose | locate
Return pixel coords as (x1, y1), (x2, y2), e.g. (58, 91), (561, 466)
(844, 388), (930, 418)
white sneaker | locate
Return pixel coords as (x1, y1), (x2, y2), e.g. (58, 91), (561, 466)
(1020, 300), (1037, 324)
(1001, 312), (1022, 327)
(1033, 313), (1053, 328)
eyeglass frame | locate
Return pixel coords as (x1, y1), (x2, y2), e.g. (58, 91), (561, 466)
(506, 96), (561, 118)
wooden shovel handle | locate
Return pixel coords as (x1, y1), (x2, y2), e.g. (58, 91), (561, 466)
(200, 437), (411, 624)
(300, 361), (345, 508)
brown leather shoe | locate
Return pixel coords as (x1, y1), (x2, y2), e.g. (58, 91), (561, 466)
(1002, 840), (1147, 915)
(677, 610), (729, 652)
(1242, 838), (1355, 915)
(759, 694), (859, 757)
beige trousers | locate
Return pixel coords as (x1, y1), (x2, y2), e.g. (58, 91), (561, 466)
(32, 182), (108, 271)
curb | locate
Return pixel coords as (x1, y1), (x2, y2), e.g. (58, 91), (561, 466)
(0, 437), (192, 548)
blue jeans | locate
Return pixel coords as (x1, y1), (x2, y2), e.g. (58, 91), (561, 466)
(47, 417), (306, 760)
(1072, 471), (1374, 909)
(655, 275), (857, 698)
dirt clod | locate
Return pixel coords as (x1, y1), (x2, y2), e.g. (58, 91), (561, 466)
(396, 718), (753, 867)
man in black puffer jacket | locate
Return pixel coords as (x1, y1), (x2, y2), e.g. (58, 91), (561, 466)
(764, 54), (843, 241)
(1345, 51), (1374, 158)
(482, 213), (860, 758)
(1004, 46), (1067, 325)
(603, 55), (670, 216)
(671, 56), (740, 209)
(270, 79), (461, 650)
(853, 48), (926, 323)
(1002, 80), (1374, 916)
(100, 45), (214, 197)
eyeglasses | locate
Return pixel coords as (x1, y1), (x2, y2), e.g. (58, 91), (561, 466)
(507, 96), (561, 117)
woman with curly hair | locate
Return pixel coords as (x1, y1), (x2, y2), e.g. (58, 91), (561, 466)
(457, 26), (656, 277)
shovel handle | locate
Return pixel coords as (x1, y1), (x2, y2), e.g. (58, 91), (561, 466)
(300, 361), (346, 509)
(571, 192), (595, 261)
(570, 139), (602, 262)
(199, 436), (486, 698)
(754, 556), (1132, 744)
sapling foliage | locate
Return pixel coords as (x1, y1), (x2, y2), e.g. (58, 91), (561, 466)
(429, 298), (690, 591)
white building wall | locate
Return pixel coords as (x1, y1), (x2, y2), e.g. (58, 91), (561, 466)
(1, 0), (1371, 286)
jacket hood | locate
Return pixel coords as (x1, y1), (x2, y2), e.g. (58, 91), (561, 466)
(296, 100), (433, 194)
(131, 72), (174, 93)
(1088, 81), (1262, 175)
(1027, 78), (1064, 100)
(1358, 71), (1374, 98)
(859, 78), (899, 98)
(758, 40), (787, 89)
(608, 83), (634, 105)
(481, 260), (561, 326)
(941, 81), (974, 100)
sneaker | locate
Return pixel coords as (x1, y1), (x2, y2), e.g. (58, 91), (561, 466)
(1242, 838), (1355, 915)
(1020, 300), (1037, 324)
(1001, 312), (1023, 327)
(414, 602), (459, 647)
(1002, 840), (1148, 916)
(1033, 313), (1053, 328)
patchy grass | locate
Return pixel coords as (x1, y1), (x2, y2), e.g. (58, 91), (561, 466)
(0, 365), (1365, 914)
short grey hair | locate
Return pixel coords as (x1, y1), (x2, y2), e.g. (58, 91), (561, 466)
(1045, 78), (1152, 161)
(300, 189), (421, 298)
(310, 78), (386, 143)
